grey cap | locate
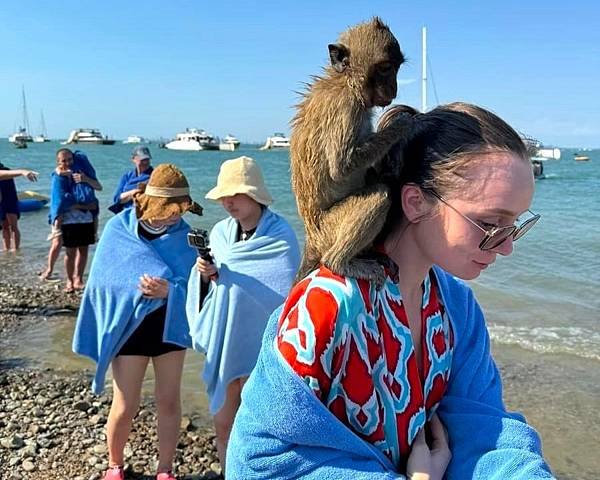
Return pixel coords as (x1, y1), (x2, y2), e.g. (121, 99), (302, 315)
(131, 145), (152, 160)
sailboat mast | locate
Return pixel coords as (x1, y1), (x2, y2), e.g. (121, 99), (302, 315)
(421, 26), (427, 112)
(21, 85), (31, 133)
(40, 110), (47, 136)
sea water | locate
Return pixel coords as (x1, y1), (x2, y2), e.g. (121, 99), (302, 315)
(3, 140), (597, 362)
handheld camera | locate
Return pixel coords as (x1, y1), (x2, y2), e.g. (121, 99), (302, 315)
(187, 228), (218, 280)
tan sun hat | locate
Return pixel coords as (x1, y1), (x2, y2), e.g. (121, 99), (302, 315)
(134, 163), (203, 221)
(205, 156), (273, 206)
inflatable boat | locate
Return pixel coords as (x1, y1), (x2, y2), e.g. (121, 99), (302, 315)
(17, 191), (49, 212)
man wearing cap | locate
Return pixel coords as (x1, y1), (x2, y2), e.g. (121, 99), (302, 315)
(109, 145), (154, 214)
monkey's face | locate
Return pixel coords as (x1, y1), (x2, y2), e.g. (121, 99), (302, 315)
(366, 59), (402, 108)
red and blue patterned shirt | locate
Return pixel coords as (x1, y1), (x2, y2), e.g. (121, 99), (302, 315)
(277, 264), (455, 468)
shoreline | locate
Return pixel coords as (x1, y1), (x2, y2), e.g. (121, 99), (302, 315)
(1, 279), (598, 479)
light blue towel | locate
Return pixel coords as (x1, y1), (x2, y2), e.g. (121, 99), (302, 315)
(73, 207), (196, 393)
(226, 266), (555, 479)
(186, 208), (300, 414)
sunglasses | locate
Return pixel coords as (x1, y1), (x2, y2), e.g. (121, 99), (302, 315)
(430, 191), (541, 251)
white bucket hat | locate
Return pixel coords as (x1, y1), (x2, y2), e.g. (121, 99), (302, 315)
(205, 156), (273, 206)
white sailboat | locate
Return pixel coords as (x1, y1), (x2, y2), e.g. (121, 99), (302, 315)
(33, 110), (51, 142)
(8, 86), (33, 144)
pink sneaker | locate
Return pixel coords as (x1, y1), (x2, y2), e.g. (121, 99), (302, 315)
(103, 466), (125, 480)
(156, 472), (176, 480)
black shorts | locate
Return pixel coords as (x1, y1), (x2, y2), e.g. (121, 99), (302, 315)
(61, 222), (95, 248)
(117, 304), (186, 357)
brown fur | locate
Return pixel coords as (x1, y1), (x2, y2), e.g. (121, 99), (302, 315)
(290, 17), (413, 284)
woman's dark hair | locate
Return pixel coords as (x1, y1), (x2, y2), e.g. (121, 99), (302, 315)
(376, 102), (529, 240)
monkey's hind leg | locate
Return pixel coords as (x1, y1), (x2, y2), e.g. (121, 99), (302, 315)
(320, 184), (391, 287)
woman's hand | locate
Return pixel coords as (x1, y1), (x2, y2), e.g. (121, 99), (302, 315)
(19, 169), (39, 181)
(139, 274), (169, 299)
(196, 256), (218, 282)
(406, 414), (451, 480)
(407, 428), (432, 480)
(71, 172), (86, 184)
(120, 188), (141, 203)
(427, 414), (451, 480)
(72, 172), (103, 191)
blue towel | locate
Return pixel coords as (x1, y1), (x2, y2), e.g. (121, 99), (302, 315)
(73, 207), (197, 393)
(108, 166), (154, 214)
(226, 266), (555, 479)
(48, 151), (99, 224)
(71, 150), (99, 207)
(186, 208), (300, 414)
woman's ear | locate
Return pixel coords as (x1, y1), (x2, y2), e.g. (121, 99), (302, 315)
(401, 184), (431, 223)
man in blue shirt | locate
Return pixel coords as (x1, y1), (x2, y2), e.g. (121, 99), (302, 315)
(109, 145), (154, 214)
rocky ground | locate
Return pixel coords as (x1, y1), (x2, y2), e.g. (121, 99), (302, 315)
(0, 281), (223, 480)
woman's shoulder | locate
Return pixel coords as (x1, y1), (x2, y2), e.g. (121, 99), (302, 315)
(281, 267), (363, 322)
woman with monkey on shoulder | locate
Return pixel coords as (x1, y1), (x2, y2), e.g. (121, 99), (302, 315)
(226, 103), (555, 479)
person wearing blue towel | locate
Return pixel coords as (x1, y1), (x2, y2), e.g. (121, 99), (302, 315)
(47, 148), (102, 291)
(109, 145), (154, 214)
(73, 164), (203, 480)
(227, 103), (555, 480)
(186, 155), (300, 473)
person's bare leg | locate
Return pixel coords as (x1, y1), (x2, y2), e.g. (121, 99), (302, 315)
(73, 245), (88, 289)
(64, 246), (77, 291)
(40, 235), (62, 279)
(1, 219), (10, 251)
(6, 214), (20, 251)
(213, 376), (248, 474)
(106, 355), (149, 467)
(153, 350), (186, 473)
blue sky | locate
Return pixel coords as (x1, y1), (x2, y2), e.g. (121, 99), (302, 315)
(1, 1), (598, 147)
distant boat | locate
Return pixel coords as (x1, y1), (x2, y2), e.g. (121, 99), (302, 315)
(33, 110), (51, 143)
(573, 153), (590, 162)
(536, 146), (561, 161)
(165, 128), (219, 151)
(14, 139), (27, 149)
(260, 132), (290, 150)
(8, 86), (33, 144)
(219, 134), (241, 151)
(63, 128), (116, 145)
(123, 135), (147, 144)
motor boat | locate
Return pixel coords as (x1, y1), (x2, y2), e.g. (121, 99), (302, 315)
(260, 132), (290, 150)
(164, 128), (219, 151)
(219, 134), (241, 151)
(123, 135), (146, 144)
(63, 128), (116, 145)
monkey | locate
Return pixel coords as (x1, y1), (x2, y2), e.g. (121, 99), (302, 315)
(290, 17), (414, 285)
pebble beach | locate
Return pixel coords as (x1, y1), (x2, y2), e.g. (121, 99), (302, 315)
(0, 279), (222, 480)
